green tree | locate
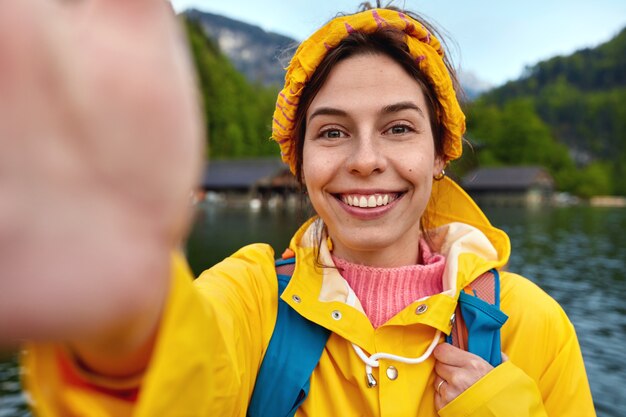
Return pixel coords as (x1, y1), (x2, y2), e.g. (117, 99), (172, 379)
(573, 162), (613, 198)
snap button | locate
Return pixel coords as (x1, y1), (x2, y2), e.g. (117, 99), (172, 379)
(292, 295), (301, 303)
(386, 366), (398, 380)
(415, 304), (428, 314)
(331, 310), (342, 320)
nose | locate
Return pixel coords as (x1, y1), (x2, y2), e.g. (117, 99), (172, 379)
(346, 134), (386, 176)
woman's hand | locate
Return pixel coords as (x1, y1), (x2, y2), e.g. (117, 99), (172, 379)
(0, 0), (203, 346)
(432, 343), (496, 410)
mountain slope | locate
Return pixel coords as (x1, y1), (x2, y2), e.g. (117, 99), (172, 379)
(185, 9), (297, 86)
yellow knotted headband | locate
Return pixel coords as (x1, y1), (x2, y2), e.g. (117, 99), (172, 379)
(272, 8), (466, 174)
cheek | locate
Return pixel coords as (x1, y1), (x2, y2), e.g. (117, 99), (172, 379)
(302, 143), (324, 192)
(301, 144), (313, 184)
(401, 151), (435, 177)
(302, 143), (333, 180)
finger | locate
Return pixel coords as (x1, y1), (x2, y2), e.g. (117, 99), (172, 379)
(433, 377), (456, 411)
(0, 1), (74, 154)
(501, 351), (509, 362)
(434, 388), (445, 411)
(433, 375), (446, 394)
(81, 0), (175, 36)
(434, 360), (457, 381)
(433, 375), (446, 411)
(0, 1), (50, 100)
(433, 342), (483, 367)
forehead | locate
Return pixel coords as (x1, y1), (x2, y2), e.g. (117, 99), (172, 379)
(307, 53), (428, 115)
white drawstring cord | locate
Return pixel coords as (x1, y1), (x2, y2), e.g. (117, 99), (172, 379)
(343, 281), (442, 387)
(351, 330), (442, 387)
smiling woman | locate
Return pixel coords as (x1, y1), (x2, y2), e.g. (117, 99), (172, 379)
(16, 2), (596, 417)
(302, 53), (443, 267)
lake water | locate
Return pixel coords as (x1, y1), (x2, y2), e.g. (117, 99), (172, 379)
(2, 203), (625, 416)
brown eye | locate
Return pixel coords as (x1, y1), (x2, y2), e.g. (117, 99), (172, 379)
(389, 125), (411, 135)
(321, 129), (344, 139)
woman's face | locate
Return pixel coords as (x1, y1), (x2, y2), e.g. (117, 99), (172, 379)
(302, 53), (444, 267)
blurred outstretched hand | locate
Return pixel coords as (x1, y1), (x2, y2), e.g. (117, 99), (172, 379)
(0, 0), (203, 345)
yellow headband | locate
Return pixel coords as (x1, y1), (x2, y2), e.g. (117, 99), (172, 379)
(272, 8), (465, 174)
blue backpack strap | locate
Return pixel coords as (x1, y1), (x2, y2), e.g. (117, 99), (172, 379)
(446, 269), (509, 367)
(247, 256), (331, 417)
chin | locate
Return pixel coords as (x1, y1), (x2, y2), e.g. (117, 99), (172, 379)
(334, 235), (396, 256)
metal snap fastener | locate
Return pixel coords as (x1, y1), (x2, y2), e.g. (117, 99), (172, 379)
(386, 366), (398, 380)
(292, 295), (301, 303)
(331, 310), (342, 320)
(415, 304), (428, 314)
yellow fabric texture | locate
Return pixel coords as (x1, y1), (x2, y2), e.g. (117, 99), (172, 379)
(23, 178), (595, 416)
(272, 8), (465, 174)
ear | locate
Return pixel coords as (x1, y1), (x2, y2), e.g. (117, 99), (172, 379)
(433, 155), (446, 177)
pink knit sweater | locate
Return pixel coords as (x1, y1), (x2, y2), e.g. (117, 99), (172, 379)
(331, 239), (445, 328)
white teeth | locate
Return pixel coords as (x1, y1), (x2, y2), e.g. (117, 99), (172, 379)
(342, 193), (395, 208)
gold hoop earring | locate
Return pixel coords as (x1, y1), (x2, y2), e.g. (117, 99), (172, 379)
(433, 169), (446, 181)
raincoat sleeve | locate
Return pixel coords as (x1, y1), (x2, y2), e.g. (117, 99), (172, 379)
(23, 244), (279, 417)
(438, 272), (596, 417)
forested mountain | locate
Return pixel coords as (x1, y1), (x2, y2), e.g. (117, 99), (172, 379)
(464, 27), (626, 196)
(184, 18), (279, 158)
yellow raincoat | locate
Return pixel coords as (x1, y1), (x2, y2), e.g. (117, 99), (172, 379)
(24, 177), (595, 416)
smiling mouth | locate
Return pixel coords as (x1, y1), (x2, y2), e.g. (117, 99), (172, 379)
(337, 193), (402, 208)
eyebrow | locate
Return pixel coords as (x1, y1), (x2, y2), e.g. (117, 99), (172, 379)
(382, 101), (425, 118)
(307, 107), (348, 123)
(308, 101), (425, 123)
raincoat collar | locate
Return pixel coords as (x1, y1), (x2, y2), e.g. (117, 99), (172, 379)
(280, 177), (510, 347)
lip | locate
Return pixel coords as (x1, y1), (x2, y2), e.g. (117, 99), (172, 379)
(332, 190), (406, 220)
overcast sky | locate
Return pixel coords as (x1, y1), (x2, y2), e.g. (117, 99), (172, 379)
(171, 0), (626, 86)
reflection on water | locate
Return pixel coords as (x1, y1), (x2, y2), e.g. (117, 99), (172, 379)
(185, 202), (310, 275)
(1, 203), (624, 416)
(487, 206), (626, 416)
(0, 356), (29, 417)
